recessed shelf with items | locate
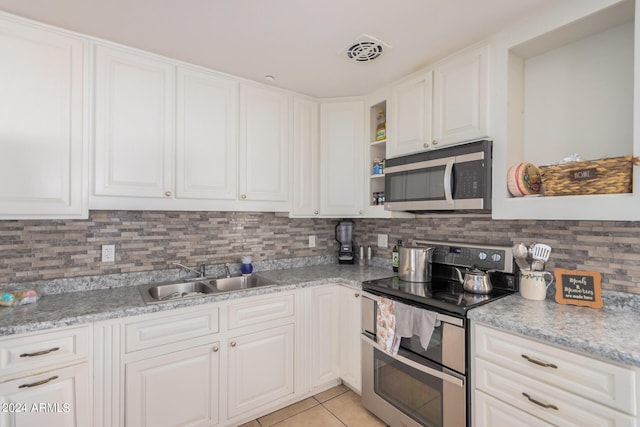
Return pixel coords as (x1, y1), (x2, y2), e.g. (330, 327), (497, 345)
(491, 0), (640, 220)
(369, 102), (387, 208)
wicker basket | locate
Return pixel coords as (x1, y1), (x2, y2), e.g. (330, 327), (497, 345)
(539, 155), (640, 196)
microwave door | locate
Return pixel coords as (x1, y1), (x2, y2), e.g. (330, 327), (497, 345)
(385, 158), (452, 211)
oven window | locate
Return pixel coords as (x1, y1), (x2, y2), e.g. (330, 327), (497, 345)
(373, 348), (444, 426)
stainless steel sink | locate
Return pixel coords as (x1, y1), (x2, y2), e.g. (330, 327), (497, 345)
(210, 274), (276, 291)
(138, 280), (217, 304)
(138, 274), (277, 304)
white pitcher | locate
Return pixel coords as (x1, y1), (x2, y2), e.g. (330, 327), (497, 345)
(519, 270), (554, 300)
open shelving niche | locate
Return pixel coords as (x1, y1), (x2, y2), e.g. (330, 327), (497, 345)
(491, 0), (640, 220)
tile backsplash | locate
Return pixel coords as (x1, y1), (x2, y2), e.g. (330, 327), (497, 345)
(354, 216), (640, 295)
(1, 211), (639, 295)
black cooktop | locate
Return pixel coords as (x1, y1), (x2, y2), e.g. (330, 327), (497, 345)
(362, 275), (514, 316)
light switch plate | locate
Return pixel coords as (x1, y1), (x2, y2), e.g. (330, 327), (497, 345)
(101, 244), (115, 262)
(378, 234), (388, 248)
(308, 235), (316, 248)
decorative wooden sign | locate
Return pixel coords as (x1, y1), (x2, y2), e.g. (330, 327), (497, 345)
(554, 268), (602, 308)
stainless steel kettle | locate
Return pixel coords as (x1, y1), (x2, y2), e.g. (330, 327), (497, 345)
(454, 266), (493, 294)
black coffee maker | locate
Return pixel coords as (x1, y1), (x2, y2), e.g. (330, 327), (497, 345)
(335, 221), (354, 264)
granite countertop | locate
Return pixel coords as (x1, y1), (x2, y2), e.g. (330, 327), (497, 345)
(3, 261), (639, 369)
(468, 293), (640, 368)
(0, 264), (394, 337)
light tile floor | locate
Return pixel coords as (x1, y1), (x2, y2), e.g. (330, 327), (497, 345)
(239, 384), (387, 427)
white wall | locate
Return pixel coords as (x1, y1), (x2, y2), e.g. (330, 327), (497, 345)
(522, 21), (633, 165)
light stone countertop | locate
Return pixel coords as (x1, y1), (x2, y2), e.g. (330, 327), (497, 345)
(468, 293), (640, 368)
(0, 264), (394, 337)
(2, 261), (639, 369)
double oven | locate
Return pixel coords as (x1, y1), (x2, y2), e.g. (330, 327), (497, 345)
(360, 241), (517, 427)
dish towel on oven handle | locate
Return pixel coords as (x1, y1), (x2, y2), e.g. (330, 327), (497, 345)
(395, 301), (441, 351)
(376, 297), (401, 354)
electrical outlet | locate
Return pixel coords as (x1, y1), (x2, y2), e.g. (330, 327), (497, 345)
(377, 234), (388, 248)
(308, 235), (316, 248)
(101, 244), (115, 262)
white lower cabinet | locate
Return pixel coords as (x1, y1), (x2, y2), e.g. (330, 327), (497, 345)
(125, 343), (220, 427)
(0, 363), (90, 427)
(226, 324), (295, 419)
(339, 287), (361, 393)
(0, 325), (91, 427)
(472, 323), (639, 427)
(310, 286), (341, 389)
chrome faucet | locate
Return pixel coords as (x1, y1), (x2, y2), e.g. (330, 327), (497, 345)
(223, 263), (232, 278)
(172, 262), (206, 278)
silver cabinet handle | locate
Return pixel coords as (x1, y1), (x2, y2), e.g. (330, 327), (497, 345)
(212, 346), (219, 352)
(19, 375), (58, 389)
(522, 392), (558, 410)
(20, 347), (60, 357)
(354, 293), (360, 298)
(230, 341), (237, 347)
(164, 191), (172, 197)
(314, 210), (319, 215)
(432, 140), (438, 146)
(240, 194), (247, 200)
(521, 354), (558, 369)
(423, 142), (429, 148)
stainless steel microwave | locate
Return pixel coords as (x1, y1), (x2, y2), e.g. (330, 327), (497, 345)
(384, 140), (492, 213)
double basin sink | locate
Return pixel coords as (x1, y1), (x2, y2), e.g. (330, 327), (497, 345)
(138, 274), (277, 304)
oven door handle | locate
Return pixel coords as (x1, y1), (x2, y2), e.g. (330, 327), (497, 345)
(361, 333), (465, 388)
(361, 291), (464, 328)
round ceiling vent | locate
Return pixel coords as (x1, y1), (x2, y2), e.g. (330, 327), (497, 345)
(341, 34), (392, 63)
(346, 41), (384, 62)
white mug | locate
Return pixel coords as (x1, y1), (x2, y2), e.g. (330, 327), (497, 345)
(519, 270), (554, 301)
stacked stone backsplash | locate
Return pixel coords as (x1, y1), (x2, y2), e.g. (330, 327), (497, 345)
(354, 216), (640, 295)
(2, 211), (640, 295)
(0, 211), (339, 285)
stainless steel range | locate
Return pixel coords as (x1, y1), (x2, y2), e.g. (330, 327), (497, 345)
(360, 240), (518, 427)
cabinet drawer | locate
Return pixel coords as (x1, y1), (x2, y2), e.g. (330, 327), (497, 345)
(228, 293), (294, 330)
(475, 324), (637, 415)
(0, 326), (89, 379)
(475, 390), (552, 427)
(125, 307), (219, 353)
(476, 358), (637, 427)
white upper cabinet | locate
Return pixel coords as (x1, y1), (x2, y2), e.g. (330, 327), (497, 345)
(239, 83), (290, 203)
(387, 72), (433, 158)
(0, 16), (87, 219)
(291, 97), (320, 217)
(176, 67), (238, 200)
(93, 44), (175, 199)
(433, 44), (489, 147)
(320, 99), (365, 216)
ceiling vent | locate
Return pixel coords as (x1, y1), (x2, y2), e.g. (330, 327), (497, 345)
(341, 34), (392, 62)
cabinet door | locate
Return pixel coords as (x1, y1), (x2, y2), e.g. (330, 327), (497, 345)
(339, 287), (362, 393)
(291, 97), (320, 217)
(0, 363), (90, 427)
(310, 286), (340, 388)
(176, 67), (238, 200)
(125, 343), (219, 427)
(388, 72), (433, 157)
(227, 324), (294, 418)
(432, 44), (488, 146)
(239, 84), (289, 202)
(0, 18), (87, 219)
(94, 44), (174, 198)
(320, 100), (365, 216)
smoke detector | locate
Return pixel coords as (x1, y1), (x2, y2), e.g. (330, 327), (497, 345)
(340, 34), (392, 62)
